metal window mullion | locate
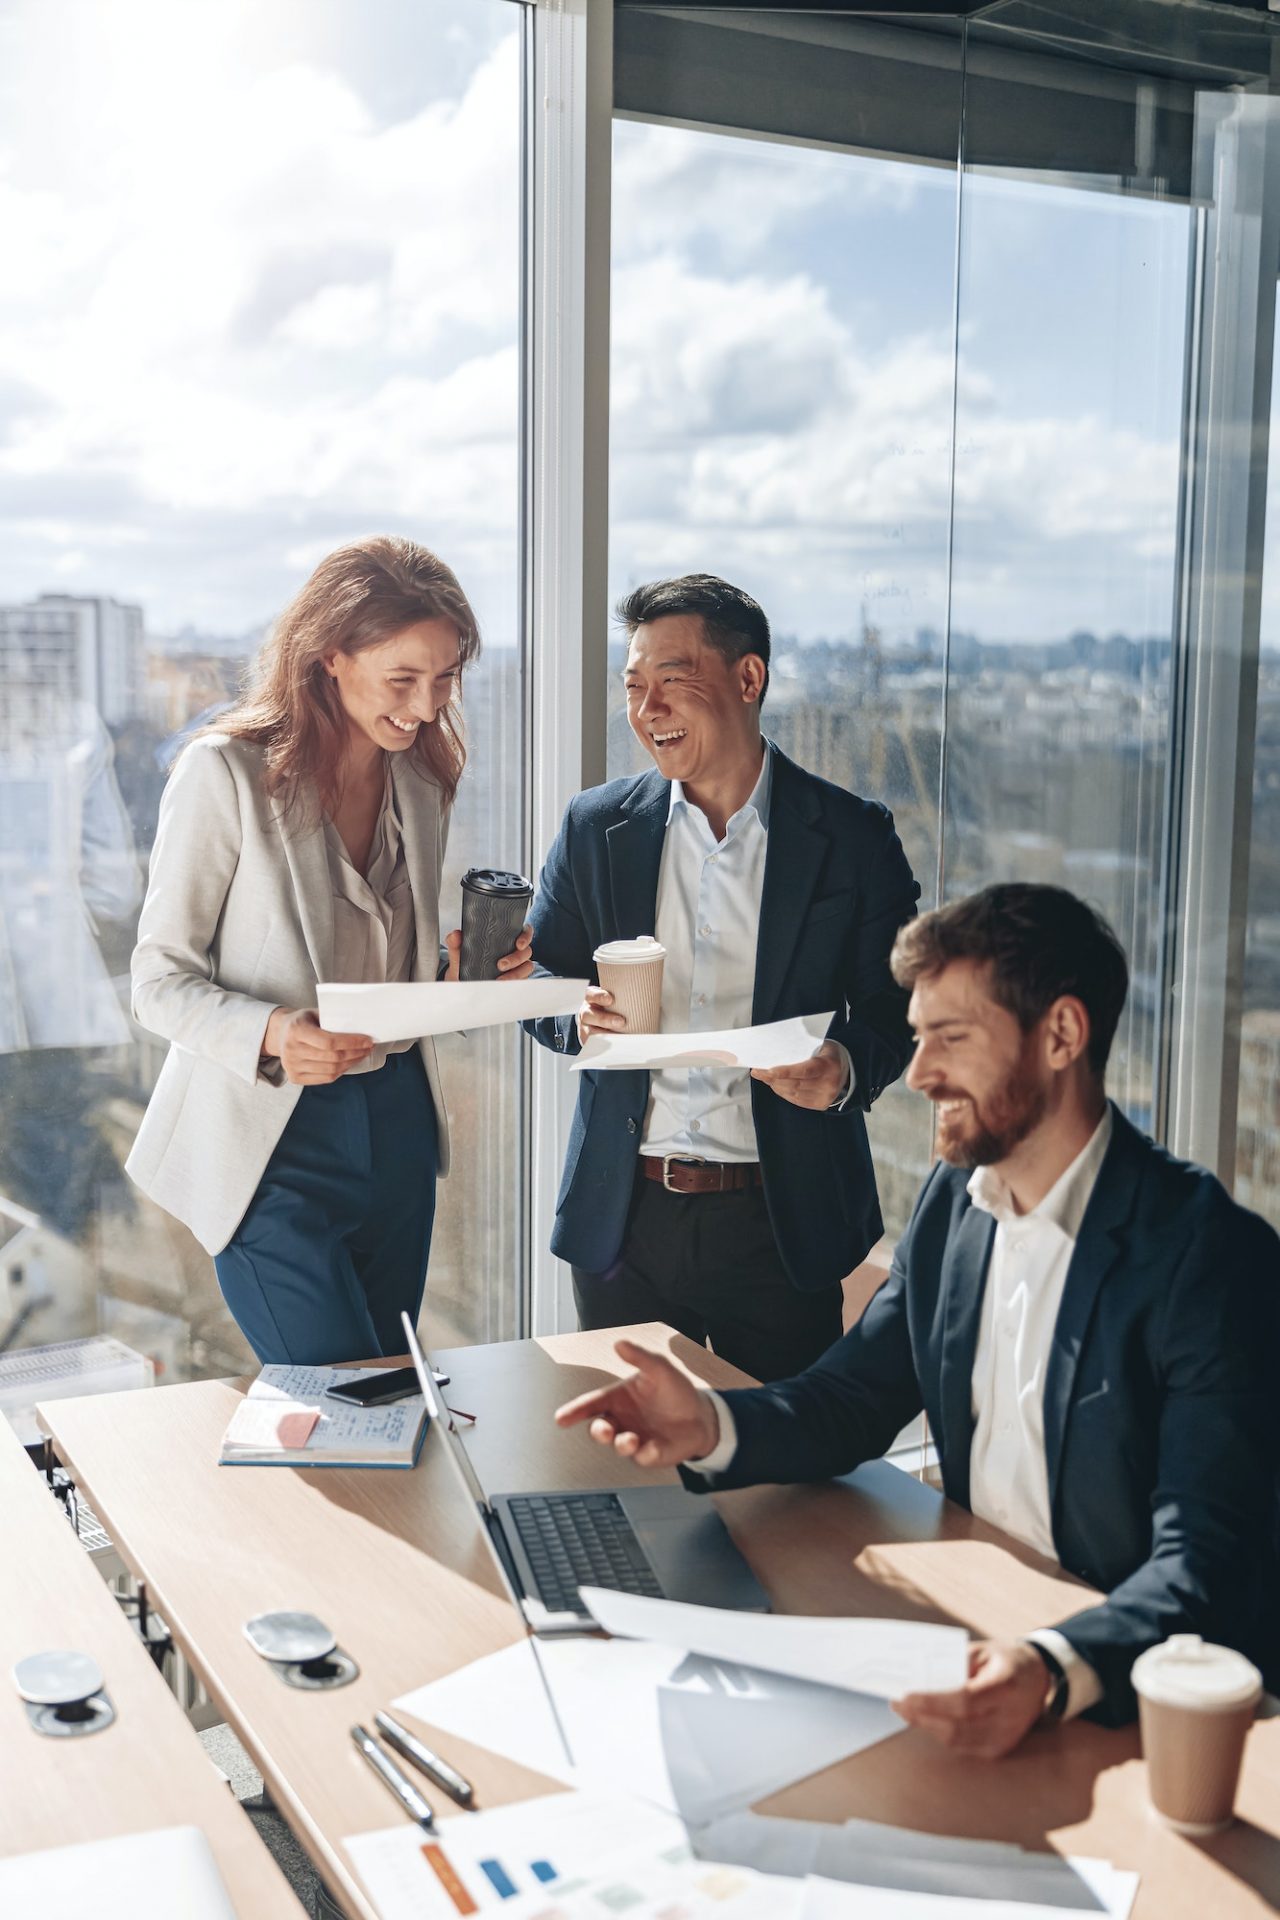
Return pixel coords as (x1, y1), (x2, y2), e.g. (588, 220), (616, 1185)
(524, 0), (613, 1336)
(1163, 93), (1280, 1183)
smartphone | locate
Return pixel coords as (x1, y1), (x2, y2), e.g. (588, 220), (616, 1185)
(324, 1366), (425, 1408)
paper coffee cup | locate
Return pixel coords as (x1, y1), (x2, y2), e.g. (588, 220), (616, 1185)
(593, 936), (666, 1035)
(1132, 1635), (1262, 1835)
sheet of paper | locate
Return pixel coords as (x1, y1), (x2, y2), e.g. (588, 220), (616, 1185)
(698, 1816), (1136, 1920)
(0, 1826), (237, 1920)
(394, 1641), (580, 1789)
(344, 1793), (685, 1920)
(579, 1588), (969, 1698)
(316, 977), (587, 1042)
(801, 1872), (1138, 1920)
(571, 1011), (833, 1073)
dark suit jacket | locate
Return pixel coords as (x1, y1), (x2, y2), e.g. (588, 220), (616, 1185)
(526, 744), (920, 1288)
(686, 1106), (1280, 1723)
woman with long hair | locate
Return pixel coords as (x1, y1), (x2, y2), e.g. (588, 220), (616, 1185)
(126, 537), (531, 1364)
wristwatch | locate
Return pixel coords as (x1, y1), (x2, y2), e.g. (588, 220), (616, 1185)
(1029, 1641), (1070, 1721)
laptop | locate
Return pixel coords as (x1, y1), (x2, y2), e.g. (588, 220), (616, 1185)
(402, 1313), (769, 1636)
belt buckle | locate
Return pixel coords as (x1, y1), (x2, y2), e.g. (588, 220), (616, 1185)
(662, 1154), (706, 1192)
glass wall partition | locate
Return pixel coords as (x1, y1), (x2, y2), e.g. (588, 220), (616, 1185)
(0, 0), (526, 1379)
(610, 15), (963, 1237)
(611, 1), (1280, 1264)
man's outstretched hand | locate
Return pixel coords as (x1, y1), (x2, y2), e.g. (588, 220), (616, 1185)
(554, 1339), (721, 1469)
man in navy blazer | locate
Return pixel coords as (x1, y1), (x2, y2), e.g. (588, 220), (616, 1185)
(557, 883), (1280, 1753)
(528, 575), (920, 1380)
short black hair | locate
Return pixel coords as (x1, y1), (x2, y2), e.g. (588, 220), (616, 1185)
(616, 574), (771, 704)
(890, 882), (1130, 1078)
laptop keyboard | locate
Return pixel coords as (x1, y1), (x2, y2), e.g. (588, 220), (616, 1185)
(506, 1492), (664, 1615)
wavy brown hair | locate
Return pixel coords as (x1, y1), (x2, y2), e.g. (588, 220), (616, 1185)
(209, 537), (481, 812)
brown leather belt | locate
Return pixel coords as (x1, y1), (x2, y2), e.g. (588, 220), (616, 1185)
(640, 1155), (764, 1195)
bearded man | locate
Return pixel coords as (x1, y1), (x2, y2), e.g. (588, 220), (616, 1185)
(555, 883), (1280, 1757)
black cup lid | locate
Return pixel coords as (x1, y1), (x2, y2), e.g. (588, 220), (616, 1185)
(461, 868), (533, 896)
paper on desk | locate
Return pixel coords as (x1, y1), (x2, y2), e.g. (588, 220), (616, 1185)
(0, 1826), (237, 1920)
(394, 1640), (578, 1789)
(580, 1588), (969, 1699)
(316, 977), (587, 1043)
(394, 1633), (901, 1824)
(699, 1815), (1137, 1917)
(801, 1871), (1138, 1920)
(572, 1011), (833, 1073)
(344, 1792), (686, 1920)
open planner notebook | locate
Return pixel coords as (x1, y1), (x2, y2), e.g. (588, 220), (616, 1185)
(218, 1365), (428, 1468)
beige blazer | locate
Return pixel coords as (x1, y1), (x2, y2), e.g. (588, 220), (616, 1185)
(126, 735), (451, 1255)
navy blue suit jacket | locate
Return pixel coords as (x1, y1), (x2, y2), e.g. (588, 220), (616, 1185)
(526, 745), (920, 1288)
(688, 1106), (1280, 1723)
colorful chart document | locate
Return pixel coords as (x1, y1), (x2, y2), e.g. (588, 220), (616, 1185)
(344, 1793), (686, 1920)
(572, 1011), (833, 1073)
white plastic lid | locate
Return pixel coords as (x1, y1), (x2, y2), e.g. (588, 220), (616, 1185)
(593, 936), (666, 964)
(1131, 1635), (1262, 1712)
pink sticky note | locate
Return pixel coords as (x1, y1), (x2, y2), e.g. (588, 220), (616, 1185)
(276, 1409), (320, 1450)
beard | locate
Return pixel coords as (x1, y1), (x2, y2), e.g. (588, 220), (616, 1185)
(933, 1064), (1047, 1169)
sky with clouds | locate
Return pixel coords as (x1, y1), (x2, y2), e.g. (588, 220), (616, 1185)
(0, 0), (1274, 651)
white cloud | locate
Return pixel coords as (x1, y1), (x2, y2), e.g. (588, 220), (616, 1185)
(0, 11), (522, 631)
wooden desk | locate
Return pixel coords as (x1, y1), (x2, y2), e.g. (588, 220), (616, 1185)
(39, 1325), (1280, 1920)
(0, 1417), (304, 1916)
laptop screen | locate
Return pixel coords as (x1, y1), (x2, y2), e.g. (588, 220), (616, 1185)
(401, 1311), (492, 1516)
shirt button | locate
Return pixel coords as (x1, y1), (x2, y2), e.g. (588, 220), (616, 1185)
(697, 994), (707, 1007)
(700, 924), (712, 936)
(691, 1120), (701, 1133)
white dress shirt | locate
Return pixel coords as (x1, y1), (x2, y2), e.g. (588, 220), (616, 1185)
(642, 743), (851, 1161)
(696, 1109), (1115, 1718)
(322, 764), (417, 1075)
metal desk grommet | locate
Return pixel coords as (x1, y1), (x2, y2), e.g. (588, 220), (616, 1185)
(14, 1650), (116, 1738)
(243, 1611), (359, 1691)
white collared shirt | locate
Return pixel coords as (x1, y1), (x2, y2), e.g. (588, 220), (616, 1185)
(640, 747), (774, 1162)
(640, 742), (851, 1162)
(965, 1108), (1113, 1559)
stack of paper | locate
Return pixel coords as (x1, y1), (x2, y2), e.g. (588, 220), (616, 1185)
(219, 1366), (427, 1468)
(394, 1633), (901, 1825)
(344, 1796), (1139, 1920)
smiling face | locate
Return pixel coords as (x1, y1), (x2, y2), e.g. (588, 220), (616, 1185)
(623, 614), (764, 783)
(905, 957), (1051, 1169)
(325, 618), (462, 755)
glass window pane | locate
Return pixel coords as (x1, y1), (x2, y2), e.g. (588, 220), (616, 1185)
(946, 57), (1189, 1132)
(609, 40), (963, 1246)
(0, 0), (523, 1383)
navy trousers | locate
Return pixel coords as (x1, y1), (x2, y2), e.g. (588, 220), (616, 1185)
(214, 1049), (438, 1365)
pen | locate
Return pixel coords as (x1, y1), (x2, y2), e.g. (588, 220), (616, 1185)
(375, 1710), (475, 1808)
(350, 1724), (436, 1831)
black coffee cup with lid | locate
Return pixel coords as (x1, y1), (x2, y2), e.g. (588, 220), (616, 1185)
(459, 868), (534, 980)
